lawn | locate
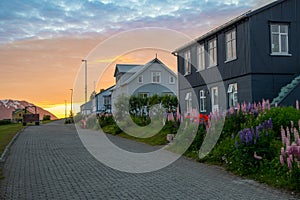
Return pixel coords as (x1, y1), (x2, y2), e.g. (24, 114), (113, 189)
(0, 123), (24, 179)
(0, 123), (24, 156)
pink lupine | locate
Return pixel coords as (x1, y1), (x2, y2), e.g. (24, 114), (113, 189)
(294, 128), (299, 142)
(254, 152), (262, 160)
(287, 157), (293, 170)
(286, 146), (291, 155)
(266, 100), (270, 110)
(262, 99), (266, 110)
(280, 155), (285, 166)
(296, 100), (299, 110)
(287, 128), (291, 145)
(281, 126), (286, 145)
(275, 102), (278, 107)
(281, 147), (286, 159)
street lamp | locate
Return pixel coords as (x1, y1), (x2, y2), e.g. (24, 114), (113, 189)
(81, 59), (87, 103)
(70, 89), (73, 117)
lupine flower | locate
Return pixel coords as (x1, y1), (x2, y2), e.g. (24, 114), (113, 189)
(280, 155), (285, 165)
(294, 128), (299, 143)
(281, 147), (286, 159)
(287, 157), (293, 170)
(235, 141), (239, 149)
(296, 100), (299, 110)
(254, 152), (262, 160)
(281, 126), (286, 145)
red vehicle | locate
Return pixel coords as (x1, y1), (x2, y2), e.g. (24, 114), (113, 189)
(22, 106), (40, 126)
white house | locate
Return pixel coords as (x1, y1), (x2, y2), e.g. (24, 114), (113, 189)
(112, 58), (178, 100)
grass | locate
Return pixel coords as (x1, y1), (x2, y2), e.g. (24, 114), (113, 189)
(0, 123), (24, 179)
(0, 123), (23, 155)
(101, 124), (168, 146)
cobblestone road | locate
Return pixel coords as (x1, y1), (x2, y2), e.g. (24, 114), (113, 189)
(0, 121), (298, 199)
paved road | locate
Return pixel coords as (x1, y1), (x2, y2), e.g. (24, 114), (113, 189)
(0, 121), (298, 200)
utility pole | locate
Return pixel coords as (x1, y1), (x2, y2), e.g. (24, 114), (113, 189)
(81, 59), (87, 103)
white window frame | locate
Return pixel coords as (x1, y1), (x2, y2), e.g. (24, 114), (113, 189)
(185, 92), (192, 114)
(228, 83), (238, 108)
(137, 75), (143, 83)
(208, 38), (217, 67)
(169, 76), (175, 84)
(152, 72), (161, 83)
(184, 50), (191, 75)
(199, 90), (206, 112)
(211, 86), (219, 112)
(197, 44), (205, 71)
(225, 29), (237, 62)
(270, 24), (289, 55)
(139, 92), (149, 98)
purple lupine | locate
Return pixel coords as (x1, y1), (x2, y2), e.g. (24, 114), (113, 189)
(235, 141), (239, 149)
(256, 127), (260, 140)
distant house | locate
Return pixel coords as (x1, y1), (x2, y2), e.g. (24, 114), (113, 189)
(12, 109), (32, 123)
(172, 0), (300, 114)
(95, 85), (115, 114)
(80, 101), (93, 116)
(112, 58), (178, 100)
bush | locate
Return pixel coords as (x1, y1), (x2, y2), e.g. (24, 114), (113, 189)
(0, 119), (11, 125)
(43, 115), (51, 121)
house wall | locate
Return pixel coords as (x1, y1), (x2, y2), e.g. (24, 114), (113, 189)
(127, 62), (178, 96)
(248, 0), (300, 102)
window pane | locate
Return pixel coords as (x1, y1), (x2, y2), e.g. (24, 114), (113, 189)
(271, 25), (279, 33)
(272, 34), (279, 52)
(281, 35), (288, 52)
(280, 25), (288, 33)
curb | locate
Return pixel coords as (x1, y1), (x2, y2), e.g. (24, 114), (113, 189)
(0, 127), (26, 168)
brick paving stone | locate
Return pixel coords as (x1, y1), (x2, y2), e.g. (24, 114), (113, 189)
(0, 120), (298, 200)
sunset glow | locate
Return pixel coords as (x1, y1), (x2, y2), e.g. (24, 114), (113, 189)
(0, 0), (276, 118)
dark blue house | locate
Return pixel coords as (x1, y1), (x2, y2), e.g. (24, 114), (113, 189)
(173, 0), (300, 114)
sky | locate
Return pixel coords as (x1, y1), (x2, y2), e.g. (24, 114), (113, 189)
(0, 0), (276, 118)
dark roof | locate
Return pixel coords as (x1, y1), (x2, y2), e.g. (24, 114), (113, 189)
(173, 0), (287, 53)
(95, 85), (116, 97)
(113, 64), (141, 77)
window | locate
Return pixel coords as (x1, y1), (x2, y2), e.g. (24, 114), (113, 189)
(138, 75), (143, 83)
(208, 38), (217, 67)
(228, 83), (238, 108)
(271, 24), (289, 55)
(139, 93), (149, 98)
(184, 50), (191, 75)
(197, 44), (205, 71)
(199, 90), (206, 112)
(152, 72), (161, 83)
(169, 76), (175, 84)
(185, 92), (192, 114)
(211, 86), (219, 112)
(225, 29), (237, 61)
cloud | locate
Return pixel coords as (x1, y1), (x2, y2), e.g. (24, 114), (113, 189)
(0, 0), (277, 44)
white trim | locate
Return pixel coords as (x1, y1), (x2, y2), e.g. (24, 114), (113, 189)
(137, 75), (143, 83)
(151, 71), (161, 83)
(208, 38), (217, 67)
(270, 24), (289, 54)
(225, 28), (237, 62)
(169, 76), (175, 84)
(199, 90), (206, 112)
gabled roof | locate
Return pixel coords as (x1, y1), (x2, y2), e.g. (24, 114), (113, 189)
(173, 0), (287, 53)
(121, 57), (177, 86)
(96, 85), (116, 97)
(113, 64), (142, 77)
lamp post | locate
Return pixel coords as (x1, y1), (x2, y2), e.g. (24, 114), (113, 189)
(81, 59), (87, 103)
(70, 89), (73, 117)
